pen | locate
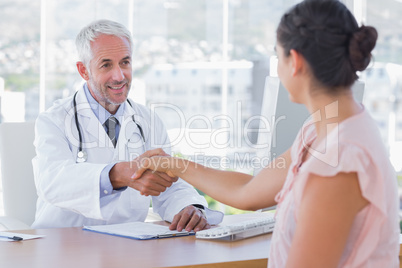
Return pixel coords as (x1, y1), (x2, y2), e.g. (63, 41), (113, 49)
(0, 235), (23, 241)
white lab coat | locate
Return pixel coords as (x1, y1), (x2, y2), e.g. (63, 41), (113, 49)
(32, 88), (214, 228)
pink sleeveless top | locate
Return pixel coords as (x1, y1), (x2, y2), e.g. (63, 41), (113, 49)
(268, 108), (400, 267)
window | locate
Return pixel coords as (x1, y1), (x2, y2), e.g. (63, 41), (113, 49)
(2, 0), (402, 216)
(0, 0), (40, 122)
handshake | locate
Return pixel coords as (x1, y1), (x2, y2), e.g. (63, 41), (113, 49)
(109, 148), (210, 232)
(109, 148), (187, 196)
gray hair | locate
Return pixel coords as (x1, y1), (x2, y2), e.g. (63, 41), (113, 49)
(75, 19), (133, 67)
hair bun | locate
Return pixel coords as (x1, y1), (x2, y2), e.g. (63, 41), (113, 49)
(349, 25), (378, 71)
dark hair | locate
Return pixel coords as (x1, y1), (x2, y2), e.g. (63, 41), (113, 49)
(277, 0), (378, 89)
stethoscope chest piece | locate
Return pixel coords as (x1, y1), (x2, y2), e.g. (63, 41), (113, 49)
(76, 150), (88, 163)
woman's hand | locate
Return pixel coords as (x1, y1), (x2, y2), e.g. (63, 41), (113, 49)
(131, 149), (177, 179)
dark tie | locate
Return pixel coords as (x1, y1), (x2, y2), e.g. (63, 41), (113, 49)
(104, 116), (118, 147)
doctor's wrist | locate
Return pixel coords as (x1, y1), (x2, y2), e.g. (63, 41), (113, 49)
(109, 162), (130, 189)
(191, 204), (206, 218)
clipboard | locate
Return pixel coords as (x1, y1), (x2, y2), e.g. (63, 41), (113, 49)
(83, 221), (194, 240)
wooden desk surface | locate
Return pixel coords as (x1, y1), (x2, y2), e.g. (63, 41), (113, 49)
(0, 214), (272, 268)
(1, 213), (400, 268)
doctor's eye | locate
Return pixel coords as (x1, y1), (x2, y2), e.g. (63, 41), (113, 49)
(121, 60), (131, 67)
(101, 63), (111, 69)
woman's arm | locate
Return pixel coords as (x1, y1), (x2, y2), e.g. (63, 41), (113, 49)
(133, 148), (292, 211)
(285, 172), (368, 268)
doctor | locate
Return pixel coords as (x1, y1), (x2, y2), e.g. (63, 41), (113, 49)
(32, 19), (223, 230)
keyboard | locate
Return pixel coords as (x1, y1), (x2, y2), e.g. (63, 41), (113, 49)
(196, 214), (275, 241)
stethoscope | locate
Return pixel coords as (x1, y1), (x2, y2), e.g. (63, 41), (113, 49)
(73, 91), (145, 163)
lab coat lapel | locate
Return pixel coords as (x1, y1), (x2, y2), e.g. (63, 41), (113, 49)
(122, 101), (138, 135)
(74, 89), (110, 148)
(115, 101), (146, 161)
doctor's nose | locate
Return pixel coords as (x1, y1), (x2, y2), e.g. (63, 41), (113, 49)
(110, 66), (125, 81)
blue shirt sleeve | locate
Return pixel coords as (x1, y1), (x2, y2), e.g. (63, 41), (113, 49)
(100, 163), (127, 198)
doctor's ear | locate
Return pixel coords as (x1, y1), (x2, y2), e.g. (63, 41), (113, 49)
(76, 62), (90, 81)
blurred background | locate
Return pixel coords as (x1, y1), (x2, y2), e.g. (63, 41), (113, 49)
(1, 0), (402, 215)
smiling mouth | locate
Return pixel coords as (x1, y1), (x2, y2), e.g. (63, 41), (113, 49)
(108, 84), (126, 91)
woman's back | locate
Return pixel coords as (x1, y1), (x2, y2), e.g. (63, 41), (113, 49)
(269, 108), (399, 267)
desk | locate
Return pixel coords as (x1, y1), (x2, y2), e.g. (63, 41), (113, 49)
(0, 214), (271, 268)
(1, 214), (401, 268)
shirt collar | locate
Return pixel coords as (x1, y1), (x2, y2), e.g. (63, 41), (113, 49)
(83, 83), (125, 125)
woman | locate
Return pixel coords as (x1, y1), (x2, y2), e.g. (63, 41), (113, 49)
(133, 0), (400, 267)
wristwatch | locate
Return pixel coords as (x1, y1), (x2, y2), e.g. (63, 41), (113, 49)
(192, 204), (206, 218)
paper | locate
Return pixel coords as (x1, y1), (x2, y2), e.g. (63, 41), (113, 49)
(83, 221), (194, 240)
(0, 231), (45, 242)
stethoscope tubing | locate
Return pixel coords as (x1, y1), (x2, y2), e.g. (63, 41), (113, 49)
(73, 91), (84, 155)
(73, 91), (145, 162)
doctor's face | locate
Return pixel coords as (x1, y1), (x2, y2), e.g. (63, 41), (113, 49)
(85, 34), (132, 113)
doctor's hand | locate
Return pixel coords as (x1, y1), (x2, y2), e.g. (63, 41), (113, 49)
(129, 170), (178, 196)
(109, 149), (178, 196)
(169, 205), (210, 232)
